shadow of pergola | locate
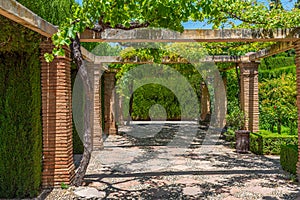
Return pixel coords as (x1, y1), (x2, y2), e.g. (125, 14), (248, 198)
(82, 123), (300, 199)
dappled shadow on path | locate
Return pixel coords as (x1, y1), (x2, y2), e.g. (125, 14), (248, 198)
(83, 123), (300, 200)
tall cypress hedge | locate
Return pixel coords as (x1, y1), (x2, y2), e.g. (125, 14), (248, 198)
(0, 17), (42, 198)
(16, 0), (76, 26)
(0, 0), (75, 196)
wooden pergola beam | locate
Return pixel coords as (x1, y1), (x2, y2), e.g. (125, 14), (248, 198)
(80, 28), (300, 43)
(0, 0), (95, 62)
(250, 42), (295, 61)
(0, 0), (56, 37)
(249, 29), (300, 60)
(2, 0), (300, 61)
(80, 47), (95, 62)
(93, 55), (250, 64)
(2, 0), (299, 43)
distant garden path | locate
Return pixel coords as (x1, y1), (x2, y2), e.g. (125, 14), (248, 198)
(47, 122), (299, 199)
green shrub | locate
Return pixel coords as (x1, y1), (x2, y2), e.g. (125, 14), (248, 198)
(0, 16), (43, 198)
(224, 129), (235, 142)
(250, 131), (298, 155)
(226, 105), (245, 130)
(0, 51), (42, 198)
(223, 129), (236, 148)
(259, 73), (297, 134)
(16, 0), (76, 26)
(259, 57), (295, 70)
(280, 145), (298, 175)
(131, 84), (181, 120)
(259, 65), (296, 81)
(0, 1), (75, 197)
(250, 132), (262, 154)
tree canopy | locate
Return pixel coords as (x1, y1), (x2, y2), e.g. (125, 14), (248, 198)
(45, 0), (300, 61)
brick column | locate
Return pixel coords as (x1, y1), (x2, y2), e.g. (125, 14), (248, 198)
(104, 71), (118, 134)
(40, 40), (75, 188)
(239, 62), (259, 133)
(294, 41), (300, 181)
(213, 70), (227, 128)
(117, 94), (125, 126)
(92, 66), (103, 150)
(200, 82), (210, 121)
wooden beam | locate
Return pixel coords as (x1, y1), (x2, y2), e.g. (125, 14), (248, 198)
(80, 47), (95, 63)
(3, 1), (299, 43)
(93, 55), (250, 64)
(249, 29), (300, 60)
(2, 0), (299, 63)
(249, 41), (294, 61)
(0, 0), (97, 63)
(0, 0), (57, 37)
(80, 28), (300, 43)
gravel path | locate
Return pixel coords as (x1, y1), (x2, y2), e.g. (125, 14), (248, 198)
(46, 123), (300, 200)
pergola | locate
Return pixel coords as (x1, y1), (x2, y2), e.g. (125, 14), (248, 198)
(1, 0), (300, 188)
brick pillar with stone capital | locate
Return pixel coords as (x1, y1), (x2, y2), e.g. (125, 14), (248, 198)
(92, 66), (104, 150)
(200, 82), (210, 122)
(117, 94), (125, 126)
(104, 71), (118, 135)
(239, 62), (259, 133)
(40, 40), (75, 188)
(294, 41), (300, 181)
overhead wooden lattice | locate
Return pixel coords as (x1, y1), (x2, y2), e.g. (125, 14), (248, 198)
(1, 0), (300, 63)
(80, 28), (300, 43)
(92, 55), (250, 64)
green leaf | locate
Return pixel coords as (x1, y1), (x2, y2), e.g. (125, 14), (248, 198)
(67, 26), (75, 39)
(53, 48), (65, 57)
(57, 49), (66, 56)
(44, 53), (54, 62)
(61, 182), (69, 189)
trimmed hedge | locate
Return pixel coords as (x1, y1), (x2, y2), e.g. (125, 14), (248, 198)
(16, 0), (76, 26)
(0, 17), (42, 198)
(259, 65), (296, 81)
(250, 132), (298, 155)
(224, 129), (235, 142)
(0, 0), (75, 197)
(259, 57), (295, 70)
(0, 52), (42, 197)
(280, 145), (298, 175)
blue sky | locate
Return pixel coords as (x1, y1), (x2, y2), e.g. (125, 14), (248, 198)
(75, 0), (297, 29)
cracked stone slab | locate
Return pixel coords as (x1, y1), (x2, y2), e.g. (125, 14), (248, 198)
(74, 187), (106, 199)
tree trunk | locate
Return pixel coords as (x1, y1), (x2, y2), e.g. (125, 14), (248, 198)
(70, 35), (93, 186)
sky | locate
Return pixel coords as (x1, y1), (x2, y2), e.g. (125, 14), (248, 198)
(75, 0), (297, 29)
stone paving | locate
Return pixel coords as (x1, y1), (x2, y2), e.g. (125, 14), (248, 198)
(46, 122), (300, 200)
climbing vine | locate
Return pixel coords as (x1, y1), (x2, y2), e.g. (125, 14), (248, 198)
(44, 0), (300, 61)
